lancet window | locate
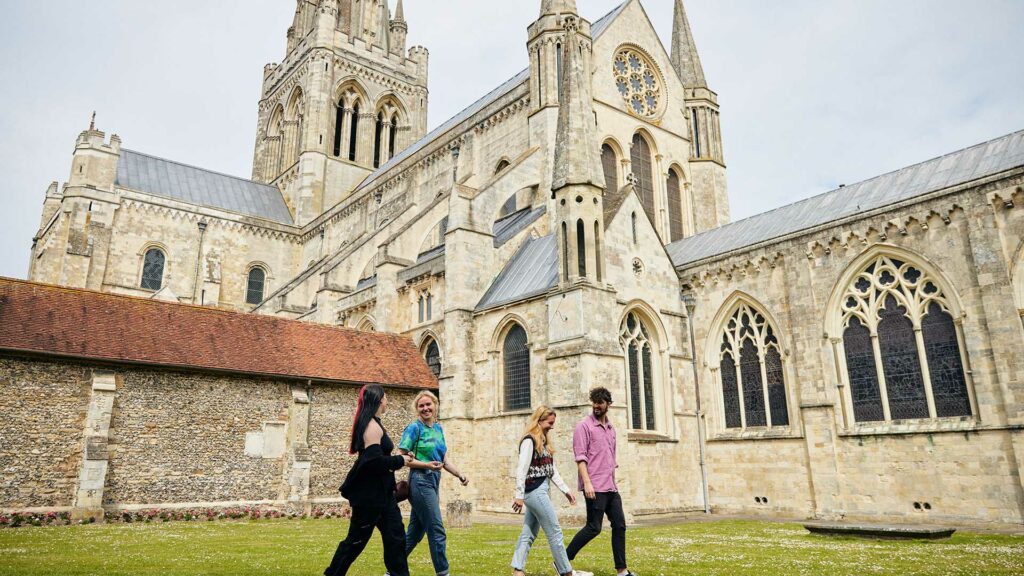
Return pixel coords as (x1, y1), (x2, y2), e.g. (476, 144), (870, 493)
(503, 324), (531, 411)
(246, 266), (267, 305)
(630, 133), (656, 228)
(601, 144), (618, 197)
(718, 303), (790, 429)
(423, 338), (441, 378)
(838, 255), (972, 423)
(141, 248), (166, 291)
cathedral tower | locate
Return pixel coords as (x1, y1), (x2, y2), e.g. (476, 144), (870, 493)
(251, 0), (429, 225)
(673, 0), (729, 227)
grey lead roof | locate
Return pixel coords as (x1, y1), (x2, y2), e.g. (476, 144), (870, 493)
(353, 1), (629, 195)
(477, 234), (558, 311)
(668, 129), (1024, 269)
(116, 149), (294, 224)
(493, 205), (547, 247)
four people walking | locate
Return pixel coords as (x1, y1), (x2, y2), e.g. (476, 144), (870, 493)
(326, 385), (637, 576)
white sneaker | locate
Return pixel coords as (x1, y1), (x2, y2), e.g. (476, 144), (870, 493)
(574, 572), (595, 576)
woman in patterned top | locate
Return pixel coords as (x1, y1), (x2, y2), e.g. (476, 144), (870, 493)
(511, 406), (591, 576)
(395, 390), (469, 576)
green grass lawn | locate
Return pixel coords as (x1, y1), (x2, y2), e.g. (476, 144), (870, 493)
(1, 519), (1022, 575)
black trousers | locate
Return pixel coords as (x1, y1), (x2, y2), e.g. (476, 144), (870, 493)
(566, 491), (627, 570)
(325, 496), (409, 576)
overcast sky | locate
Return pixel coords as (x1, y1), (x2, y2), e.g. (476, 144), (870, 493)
(0, 0), (1021, 280)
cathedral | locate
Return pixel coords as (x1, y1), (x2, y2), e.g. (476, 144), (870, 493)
(16, 0), (1024, 526)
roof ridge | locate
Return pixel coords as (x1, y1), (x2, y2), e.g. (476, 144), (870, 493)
(0, 275), (401, 339)
(120, 148), (276, 190)
(669, 127), (1024, 249)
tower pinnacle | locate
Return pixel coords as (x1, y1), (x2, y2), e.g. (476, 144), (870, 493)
(551, 15), (603, 193)
(671, 0), (707, 88)
(394, 0), (405, 22)
(540, 0), (577, 17)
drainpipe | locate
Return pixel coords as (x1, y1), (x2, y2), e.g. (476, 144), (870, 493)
(682, 292), (711, 514)
(192, 220), (208, 304)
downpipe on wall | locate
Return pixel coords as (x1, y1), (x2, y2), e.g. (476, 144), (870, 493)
(683, 293), (711, 515)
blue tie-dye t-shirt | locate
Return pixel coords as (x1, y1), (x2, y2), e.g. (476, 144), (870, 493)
(399, 420), (447, 463)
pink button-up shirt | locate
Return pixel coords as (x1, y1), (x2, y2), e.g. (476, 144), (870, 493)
(573, 413), (618, 493)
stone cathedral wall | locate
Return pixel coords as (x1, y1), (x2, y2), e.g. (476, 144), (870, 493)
(0, 355), (417, 515)
(682, 178), (1024, 525)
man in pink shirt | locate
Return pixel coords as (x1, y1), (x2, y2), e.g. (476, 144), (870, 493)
(566, 387), (636, 576)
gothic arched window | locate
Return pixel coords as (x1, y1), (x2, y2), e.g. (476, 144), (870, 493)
(141, 248), (165, 291)
(333, 99), (345, 157)
(348, 103), (360, 162)
(601, 144), (618, 197)
(503, 324), (531, 411)
(246, 267), (267, 305)
(423, 338), (441, 378)
(373, 113), (384, 168)
(718, 303), (790, 429)
(667, 167), (685, 242)
(620, 311), (657, 431)
(839, 255), (972, 423)
(630, 133), (656, 228)
(496, 159), (511, 175)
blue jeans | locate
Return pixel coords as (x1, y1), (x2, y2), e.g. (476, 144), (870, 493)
(511, 479), (573, 574)
(406, 470), (449, 576)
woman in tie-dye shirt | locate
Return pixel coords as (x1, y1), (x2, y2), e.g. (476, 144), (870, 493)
(394, 390), (469, 576)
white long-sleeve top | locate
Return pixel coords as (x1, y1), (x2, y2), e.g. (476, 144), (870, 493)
(515, 438), (571, 500)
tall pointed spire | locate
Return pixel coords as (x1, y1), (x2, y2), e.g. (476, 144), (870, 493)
(551, 14), (603, 193)
(671, 0), (707, 88)
(394, 0), (405, 22)
(540, 0), (577, 17)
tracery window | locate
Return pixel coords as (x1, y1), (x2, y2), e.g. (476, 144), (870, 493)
(839, 255), (972, 423)
(141, 248), (165, 291)
(503, 324), (531, 411)
(718, 303), (790, 429)
(630, 134), (656, 228)
(620, 312), (657, 431)
(612, 47), (663, 119)
(423, 338), (441, 378)
(601, 144), (618, 197)
(246, 267), (267, 305)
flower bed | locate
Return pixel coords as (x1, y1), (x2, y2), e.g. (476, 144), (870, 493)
(0, 504), (350, 528)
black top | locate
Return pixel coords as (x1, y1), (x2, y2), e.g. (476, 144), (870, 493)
(340, 417), (405, 507)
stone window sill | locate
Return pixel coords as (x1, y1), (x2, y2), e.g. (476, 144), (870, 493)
(626, 431), (677, 443)
(839, 416), (980, 438)
(708, 428), (803, 442)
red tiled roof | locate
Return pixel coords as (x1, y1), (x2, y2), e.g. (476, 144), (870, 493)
(0, 277), (437, 390)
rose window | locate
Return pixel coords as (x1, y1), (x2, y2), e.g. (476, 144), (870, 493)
(613, 48), (663, 118)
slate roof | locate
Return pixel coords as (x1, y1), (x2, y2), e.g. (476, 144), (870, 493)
(477, 234), (558, 311)
(353, 1), (629, 195)
(668, 129), (1024, 269)
(116, 149), (294, 224)
(0, 277), (435, 389)
(493, 206), (547, 247)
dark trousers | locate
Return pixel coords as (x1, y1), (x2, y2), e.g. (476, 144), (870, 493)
(325, 496), (409, 576)
(566, 491), (627, 571)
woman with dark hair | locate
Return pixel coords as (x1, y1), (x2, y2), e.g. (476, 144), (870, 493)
(325, 384), (413, 576)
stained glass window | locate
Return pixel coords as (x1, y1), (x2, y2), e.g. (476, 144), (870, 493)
(503, 324), (531, 411)
(718, 303), (790, 429)
(601, 144), (618, 197)
(838, 254), (972, 423)
(246, 267), (266, 305)
(667, 168), (685, 242)
(921, 302), (971, 417)
(612, 48), (662, 118)
(141, 249), (165, 291)
(631, 134), (656, 228)
(621, 312), (658, 431)
(424, 339), (441, 378)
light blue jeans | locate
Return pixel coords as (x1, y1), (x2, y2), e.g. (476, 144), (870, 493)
(406, 469), (449, 576)
(511, 479), (573, 575)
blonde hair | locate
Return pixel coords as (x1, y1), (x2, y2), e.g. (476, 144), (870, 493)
(412, 390), (440, 420)
(522, 405), (557, 455)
